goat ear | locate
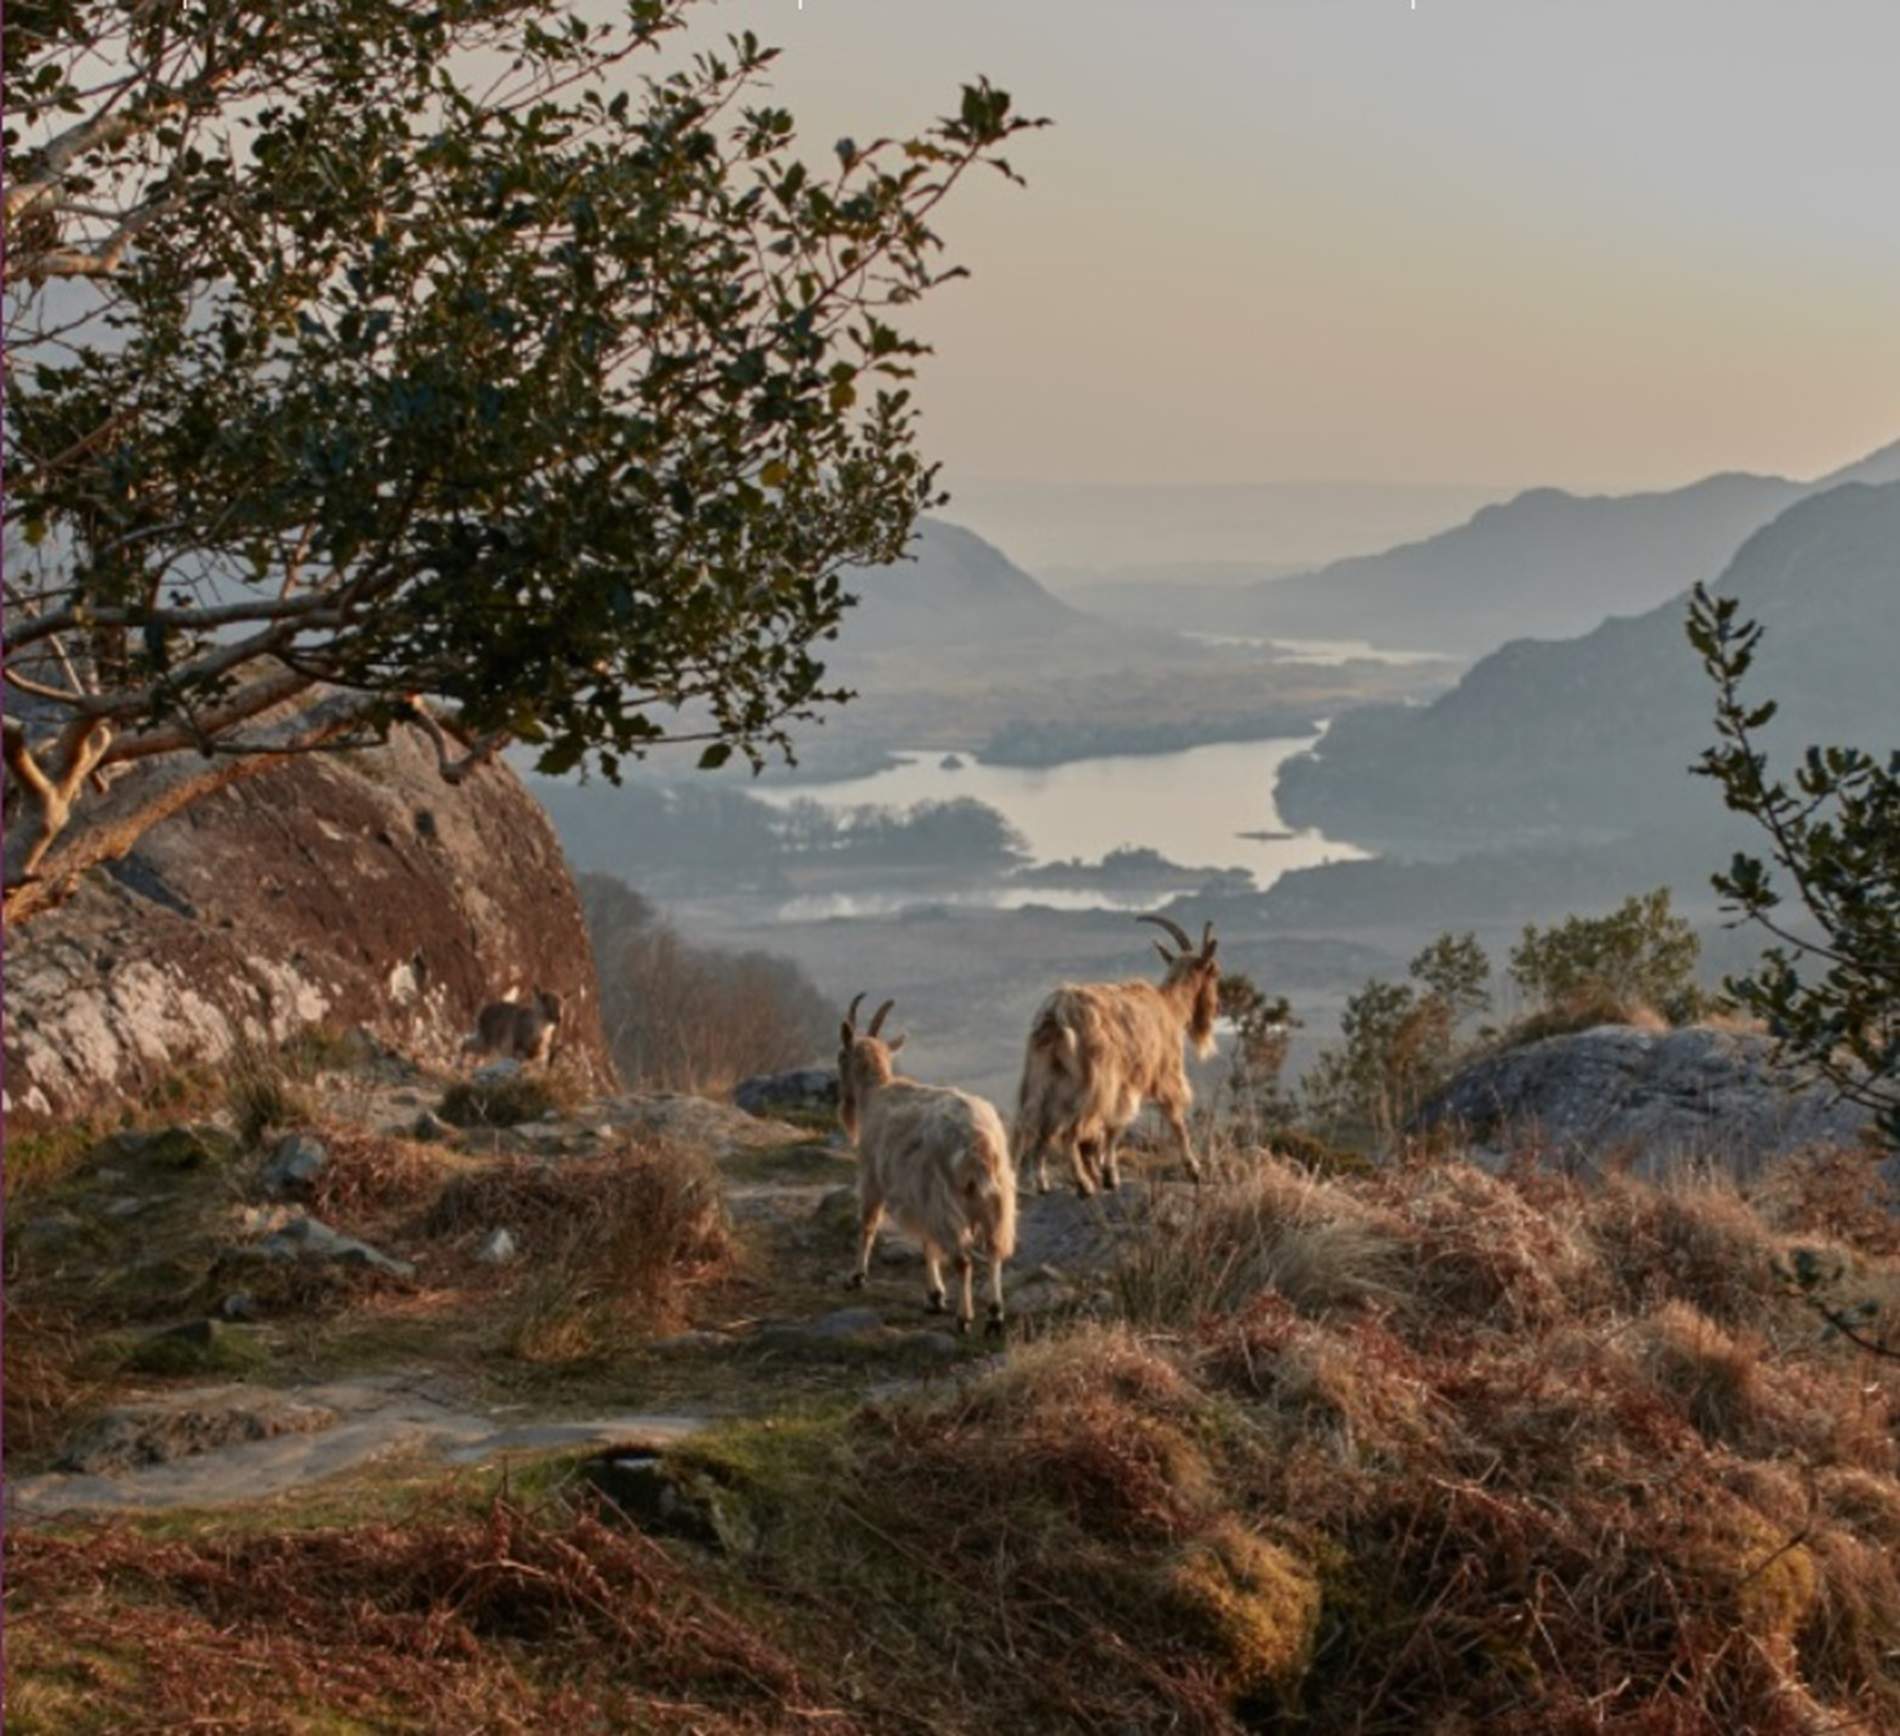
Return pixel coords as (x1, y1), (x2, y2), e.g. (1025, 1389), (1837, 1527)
(887, 1031), (907, 1054)
(839, 1022), (854, 1048)
(1153, 941), (1176, 967)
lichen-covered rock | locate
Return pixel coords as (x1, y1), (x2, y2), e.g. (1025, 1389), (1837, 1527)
(733, 1067), (838, 1120)
(1417, 1023), (1873, 1178)
(237, 1214), (416, 1280)
(261, 1133), (328, 1197)
(4, 720), (612, 1125)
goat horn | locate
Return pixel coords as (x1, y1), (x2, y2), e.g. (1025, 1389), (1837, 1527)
(868, 998), (895, 1037)
(1137, 913), (1193, 953)
(1201, 921), (1216, 955)
(846, 991), (866, 1030)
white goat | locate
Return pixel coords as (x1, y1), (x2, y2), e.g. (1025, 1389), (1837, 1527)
(1013, 914), (1221, 1196)
(838, 993), (1017, 1337)
(464, 988), (563, 1067)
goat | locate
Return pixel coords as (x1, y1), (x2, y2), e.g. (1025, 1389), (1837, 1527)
(1013, 914), (1221, 1196)
(837, 992), (1017, 1337)
(464, 987), (563, 1067)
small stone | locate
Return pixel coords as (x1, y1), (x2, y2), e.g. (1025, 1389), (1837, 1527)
(473, 1058), (523, 1085)
(252, 1214), (416, 1280)
(476, 1227), (518, 1265)
(94, 1166), (126, 1184)
(411, 1109), (451, 1142)
(104, 1196), (147, 1220)
(262, 1132), (328, 1197)
(220, 1291), (261, 1322)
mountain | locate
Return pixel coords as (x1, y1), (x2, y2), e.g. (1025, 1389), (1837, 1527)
(832, 517), (1087, 655)
(1230, 438), (1900, 654)
(1274, 480), (1900, 851)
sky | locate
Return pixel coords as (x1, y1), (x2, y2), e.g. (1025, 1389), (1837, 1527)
(676, 0), (1900, 501)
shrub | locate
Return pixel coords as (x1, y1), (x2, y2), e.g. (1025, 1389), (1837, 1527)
(581, 873), (834, 1094)
(1509, 887), (1702, 1023)
(438, 1074), (564, 1129)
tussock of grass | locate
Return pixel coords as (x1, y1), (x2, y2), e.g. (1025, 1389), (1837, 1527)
(438, 1073), (567, 1128)
(421, 1143), (735, 1363)
(1500, 990), (1670, 1048)
(3, 1497), (834, 1734)
(1117, 1157), (1409, 1326)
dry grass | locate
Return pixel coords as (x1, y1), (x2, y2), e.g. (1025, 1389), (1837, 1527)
(420, 1143), (737, 1363)
(1501, 990), (1670, 1049)
(4, 1495), (849, 1734)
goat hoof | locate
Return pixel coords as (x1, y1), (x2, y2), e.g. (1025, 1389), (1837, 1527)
(985, 1309), (1006, 1340)
(844, 1272), (867, 1292)
(926, 1290), (947, 1314)
(955, 1317), (971, 1337)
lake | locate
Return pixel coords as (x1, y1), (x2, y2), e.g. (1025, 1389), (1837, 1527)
(749, 733), (1368, 917)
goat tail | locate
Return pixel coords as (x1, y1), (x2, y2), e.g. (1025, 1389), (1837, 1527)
(1011, 1009), (1080, 1170)
(971, 1125), (1019, 1261)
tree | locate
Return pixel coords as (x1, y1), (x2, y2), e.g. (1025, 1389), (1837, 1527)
(1408, 931), (1491, 1031)
(1509, 889), (1701, 1022)
(2, 0), (1042, 923)
(1688, 584), (1900, 1150)
(1215, 971), (1299, 1140)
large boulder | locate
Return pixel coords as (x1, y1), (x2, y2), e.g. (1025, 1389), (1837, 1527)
(1416, 1023), (1873, 1178)
(733, 1066), (838, 1120)
(4, 720), (612, 1124)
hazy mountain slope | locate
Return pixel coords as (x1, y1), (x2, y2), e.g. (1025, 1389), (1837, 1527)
(1235, 470), (1811, 653)
(1274, 480), (1900, 849)
(832, 516), (1088, 654)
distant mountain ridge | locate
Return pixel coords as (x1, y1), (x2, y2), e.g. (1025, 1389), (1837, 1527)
(833, 516), (1088, 655)
(1275, 479), (1900, 850)
(1231, 438), (1900, 654)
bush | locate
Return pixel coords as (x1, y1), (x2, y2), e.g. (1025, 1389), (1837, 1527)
(1509, 887), (1702, 1022)
(580, 873), (834, 1095)
(438, 1074), (564, 1129)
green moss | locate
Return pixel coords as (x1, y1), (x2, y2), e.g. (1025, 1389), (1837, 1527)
(4, 1125), (98, 1197)
(1160, 1520), (1321, 1696)
(122, 1321), (269, 1378)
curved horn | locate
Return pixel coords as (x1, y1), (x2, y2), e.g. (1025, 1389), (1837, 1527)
(845, 991), (866, 1031)
(1201, 921), (1216, 956)
(868, 998), (896, 1037)
(1137, 913), (1194, 953)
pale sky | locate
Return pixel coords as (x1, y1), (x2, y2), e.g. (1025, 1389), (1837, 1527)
(687, 0), (1900, 498)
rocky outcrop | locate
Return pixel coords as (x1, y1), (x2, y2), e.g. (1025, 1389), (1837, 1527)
(1417, 1023), (1873, 1178)
(4, 723), (612, 1124)
(733, 1067), (838, 1120)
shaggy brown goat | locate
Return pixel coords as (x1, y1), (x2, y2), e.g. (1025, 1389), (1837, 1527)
(464, 988), (563, 1067)
(1012, 914), (1220, 1196)
(838, 993), (1017, 1336)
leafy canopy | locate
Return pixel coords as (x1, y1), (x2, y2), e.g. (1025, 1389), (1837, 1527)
(1688, 584), (1900, 1150)
(2, 0), (1042, 917)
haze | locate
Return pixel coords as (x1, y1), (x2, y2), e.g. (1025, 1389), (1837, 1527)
(700, 0), (1900, 509)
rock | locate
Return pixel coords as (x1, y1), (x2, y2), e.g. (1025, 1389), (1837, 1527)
(261, 1132), (328, 1196)
(582, 1451), (758, 1554)
(243, 1214), (416, 1280)
(733, 1067), (838, 1120)
(807, 1306), (885, 1338)
(411, 1109), (451, 1142)
(476, 1228), (518, 1265)
(16, 1210), (84, 1248)
(97, 1124), (238, 1173)
(939, 753), (965, 771)
(650, 1330), (734, 1353)
(2, 714), (613, 1128)
(103, 1197), (147, 1220)
(220, 1291), (261, 1322)
(56, 1390), (338, 1474)
(473, 1057), (524, 1086)
(1415, 1023), (1876, 1179)
(93, 1167), (126, 1185)
(125, 1319), (269, 1377)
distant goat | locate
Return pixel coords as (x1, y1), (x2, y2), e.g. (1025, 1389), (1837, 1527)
(1013, 914), (1220, 1195)
(837, 993), (1017, 1336)
(464, 988), (563, 1067)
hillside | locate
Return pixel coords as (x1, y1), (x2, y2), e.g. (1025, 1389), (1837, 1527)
(1227, 437), (1900, 655)
(832, 516), (1091, 656)
(1276, 480), (1900, 850)
(11, 1035), (1900, 1732)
